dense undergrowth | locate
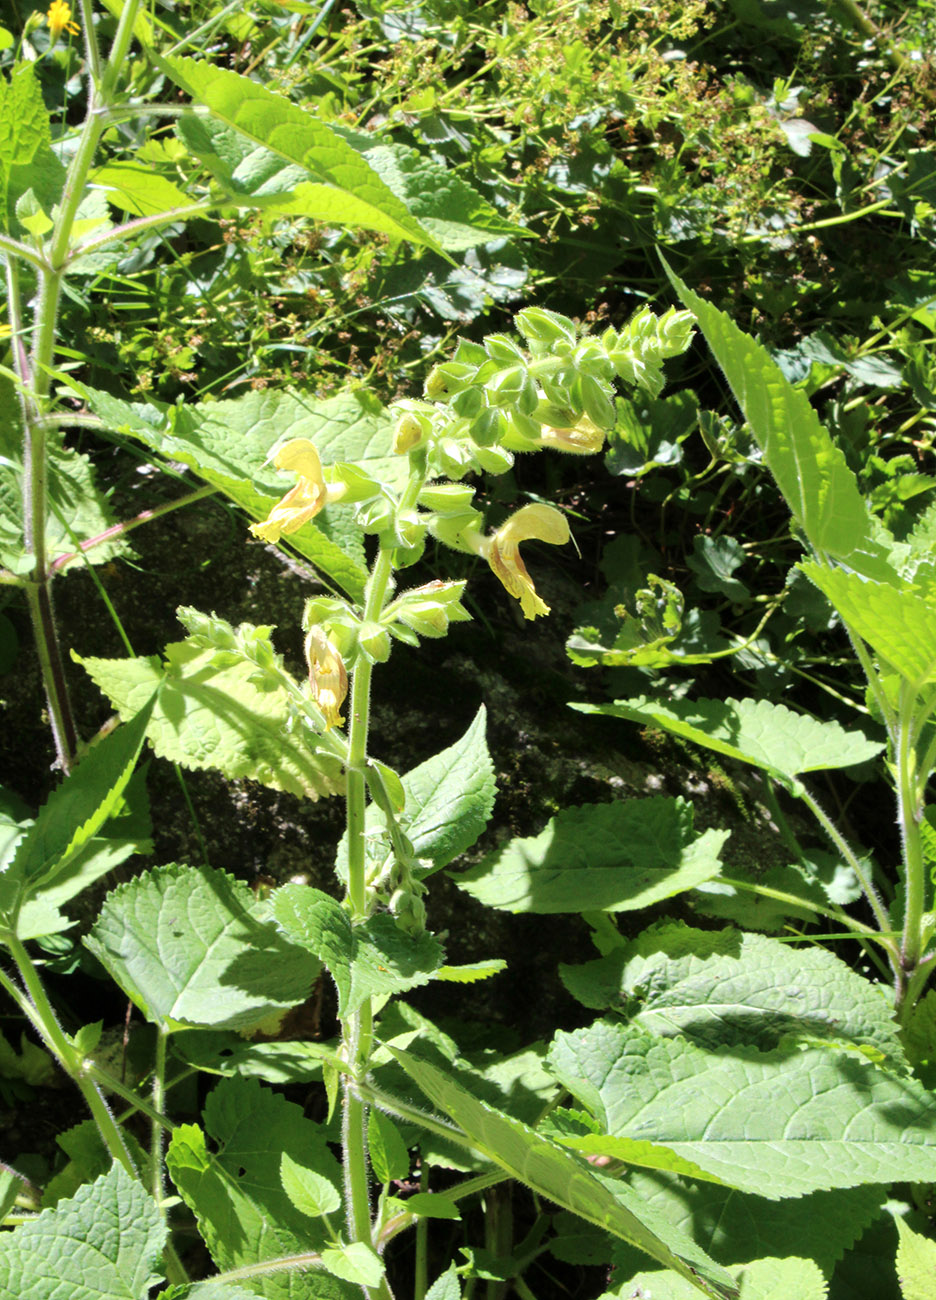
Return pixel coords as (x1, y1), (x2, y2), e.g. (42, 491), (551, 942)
(3, 2), (936, 1299)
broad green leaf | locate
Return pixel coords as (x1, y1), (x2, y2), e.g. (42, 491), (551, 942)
(85, 864), (321, 1033)
(456, 797), (727, 913)
(572, 695), (883, 795)
(0, 63), (65, 234)
(319, 1243), (384, 1288)
(426, 1266), (461, 1300)
(79, 637), (344, 800)
(547, 1020), (936, 1198)
(176, 1032), (335, 1085)
(336, 707), (496, 880)
(610, 1256), (827, 1300)
(164, 1284), (261, 1299)
(162, 57), (440, 249)
(280, 1151), (342, 1218)
(605, 1170), (884, 1279)
(404, 1193), (460, 1219)
(70, 383), (400, 598)
(272, 883), (444, 1017)
(88, 162), (193, 217)
(389, 1047), (739, 1300)
(166, 1077), (351, 1300)
(7, 699), (154, 920)
(0, 1162), (164, 1299)
(668, 266), (896, 583)
(354, 142), (526, 250)
(896, 1217), (936, 1300)
(801, 564), (936, 687)
(432, 960), (507, 982)
(368, 1109), (410, 1183)
(559, 922), (906, 1067)
(0, 384), (124, 576)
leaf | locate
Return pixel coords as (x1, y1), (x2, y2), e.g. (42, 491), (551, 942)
(0, 63), (66, 234)
(272, 884), (444, 1017)
(352, 141), (526, 250)
(571, 696), (883, 795)
(0, 1162), (165, 1299)
(667, 265), (896, 583)
(162, 56), (440, 249)
(611, 1256), (828, 1300)
(319, 1243), (384, 1287)
(71, 383), (401, 599)
(280, 1151), (342, 1218)
(547, 1020), (936, 1198)
(336, 707), (496, 880)
(368, 1109), (410, 1183)
(88, 162), (193, 217)
(896, 1217), (936, 1300)
(0, 387), (125, 576)
(455, 797), (727, 913)
(166, 1077), (351, 1300)
(163, 1284), (261, 1299)
(426, 1266), (461, 1300)
(687, 535), (750, 602)
(85, 864), (321, 1033)
(605, 1169), (884, 1279)
(800, 564), (936, 687)
(6, 699), (155, 926)
(389, 1047), (739, 1300)
(558, 922), (906, 1067)
(79, 637), (344, 801)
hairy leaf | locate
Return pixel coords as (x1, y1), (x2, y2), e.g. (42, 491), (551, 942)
(572, 695), (883, 794)
(610, 1256), (827, 1300)
(79, 637), (343, 800)
(548, 1020), (936, 1198)
(0, 1162), (164, 1299)
(86, 864), (321, 1032)
(895, 1217), (936, 1300)
(0, 63), (65, 233)
(456, 797), (727, 913)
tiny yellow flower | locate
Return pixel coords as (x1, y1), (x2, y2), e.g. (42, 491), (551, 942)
(483, 503), (571, 620)
(46, 0), (79, 41)
(304, 625), (348, 731)
(250, 439), (342, 544)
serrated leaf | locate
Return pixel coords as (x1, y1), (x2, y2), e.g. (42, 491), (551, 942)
(86, 864), (321, 1032)
(162, 56), (440, 250)
(280, 1151), (341, 1218)
(5, 700), (154, 927)
(456, 797), (727, 913)
(896, 1217), (936, 1300)
(405, 1192), (460, 1219)
(336, 707), (496, 881)
(611, 1256), (827, 1300)
(432, 960), (507, 983)
(606, 1170), (884, 1279)
(320, 1243), (384, 1287)
(368, 1109), (410, 1183)
(0, 387), (124, 576)
(79, 637), (343, 800)
(572, 696), (883, 795)
(272, 884), (444, 1017)
(88, 162), (193, 217)
(0, 63), (66, 234)
(163, 1283), (261, 1299)
(801, 564), (936, 687)
(166, 1077), (352, 1300)
(667, 266), (896, 583)
(559, 922), (905, 1067)
(389, 1047), (738, 1300)
(0, 1162), (164, 1299)
(70, 384), (402, 599)
(425, 1265), (461, 1300)
(547, 1020), (936, 1198)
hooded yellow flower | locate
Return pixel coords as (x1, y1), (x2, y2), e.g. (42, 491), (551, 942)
(47, 0), (79, 40)
(484, 503), (571, 620)
(250, 439), (341, 544)
(304, 625), (348, 730)
(537, 414), (606, 456)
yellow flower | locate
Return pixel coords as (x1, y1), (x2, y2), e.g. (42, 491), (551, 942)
(537, 414), (606, 456)
(46, 0), (79, 40)
(304, 626), (348, 730)
(250, 439), (341, 544)
(483, 503), (571, 620)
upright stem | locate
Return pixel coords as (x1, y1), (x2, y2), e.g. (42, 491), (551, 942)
(898, 686), (926, 982)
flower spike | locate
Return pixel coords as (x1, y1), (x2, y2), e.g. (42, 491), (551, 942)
(483, 504), (571, 620)
(250, 439), (342, 544)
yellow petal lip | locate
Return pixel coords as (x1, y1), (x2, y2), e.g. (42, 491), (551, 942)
(486, 504), (570, 620)
(304, 627), (348, 730)
(250, 439), (329, 543)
